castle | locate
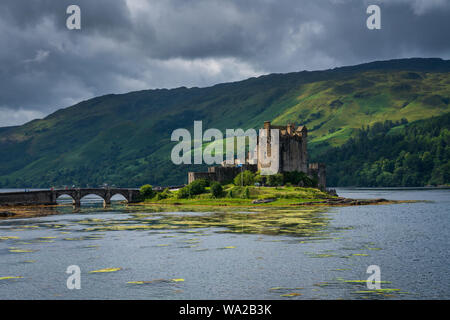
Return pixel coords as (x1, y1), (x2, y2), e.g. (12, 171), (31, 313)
(188, 121), (326, 189)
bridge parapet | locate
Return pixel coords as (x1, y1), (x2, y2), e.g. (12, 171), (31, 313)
(0, 188), (141, 207)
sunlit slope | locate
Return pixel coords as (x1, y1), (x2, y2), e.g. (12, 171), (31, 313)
(273, 70), (450, 146)
(0, 58), (449, 187)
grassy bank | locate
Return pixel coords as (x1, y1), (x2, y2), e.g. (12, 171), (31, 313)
(140, 185), (334, 207)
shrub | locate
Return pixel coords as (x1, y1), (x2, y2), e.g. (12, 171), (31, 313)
(177, 186), (190, 199)
(189, 179), (207, 195)
(140, 184), (155, 198)
(254, 172), (266, 185)
(155, 188), (172, 200)
(241, 187), (250, 199)
(161, 187), (172, 197)
(233, 170), (255, 186)
(177, 179), (208, 199)
(210, 182), (223, 198)
(267, 174), (283, 186)
(283, 171), (317, 188)
(305, 176), (318, 188)
(283, 171), (302, 185)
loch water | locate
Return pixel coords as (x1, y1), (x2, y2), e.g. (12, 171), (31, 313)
(0, 188), (448, 299)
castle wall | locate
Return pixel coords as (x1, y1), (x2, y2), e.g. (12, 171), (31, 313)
(308, 163), (326, 190)
(279, 135), (308, 173)
(188, 164), (257, 184)
(209, 165), (257, 183)
(188, 172), (216, 184)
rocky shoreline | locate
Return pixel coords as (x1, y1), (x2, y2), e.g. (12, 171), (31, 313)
(0, 206), (61, 219)
(294, 197), (402, 206)
(251, 196), (403, 206)
(0, 211), (16, 217)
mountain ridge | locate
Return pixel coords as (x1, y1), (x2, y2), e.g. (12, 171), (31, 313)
(0, 57), (449, 187)
(10, 57), (450, 128)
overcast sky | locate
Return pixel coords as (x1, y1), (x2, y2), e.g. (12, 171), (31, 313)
(0, 0), (449, 127)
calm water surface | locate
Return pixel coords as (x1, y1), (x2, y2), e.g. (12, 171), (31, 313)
(0, 188), (448, 299)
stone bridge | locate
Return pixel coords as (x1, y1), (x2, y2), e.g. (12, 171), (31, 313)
(0, 188), (141, 207)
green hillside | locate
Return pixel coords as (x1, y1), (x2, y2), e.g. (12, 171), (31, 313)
(0, 58), (449, 188)
(312, 113), (450, 187)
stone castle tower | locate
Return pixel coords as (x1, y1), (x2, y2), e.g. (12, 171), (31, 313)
(257, 121), (308, 174)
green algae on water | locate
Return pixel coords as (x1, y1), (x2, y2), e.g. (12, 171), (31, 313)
(0, 276), (23, 281)
(89, 267), (121, 273)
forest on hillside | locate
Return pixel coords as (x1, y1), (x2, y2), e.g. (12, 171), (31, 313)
(313, 113), (450, 187)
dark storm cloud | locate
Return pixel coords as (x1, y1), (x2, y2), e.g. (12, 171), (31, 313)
(0, 0), (449, 126)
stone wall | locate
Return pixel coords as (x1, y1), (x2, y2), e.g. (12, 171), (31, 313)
(308, 163), (326, 190)
(0, 188), (141, 207)
(0, 190), (54, 206)
(279, 134), (308, 173)
(188, 164), (257, 184)
(188, 172), (216, 184)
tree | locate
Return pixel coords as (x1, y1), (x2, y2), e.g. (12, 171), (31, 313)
(177, 179), (208, 199)
(177, 186), (190, 199)
(156, 188), (172, 200)
(140, 184), (154, 198)
(376, 171), (394, 187)
(189, 179), (208, 195)
(254, 172), (266, 185)
(241, 187), (250, 199)
(283, 171), (316, 187)
(312, 113), (449, 187)
(233, 170), (255, 186)
(210, 182), (223, 198)
(267, 174), (283, 186)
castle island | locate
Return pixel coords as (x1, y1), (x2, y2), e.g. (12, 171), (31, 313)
(0, 122), (399, 211)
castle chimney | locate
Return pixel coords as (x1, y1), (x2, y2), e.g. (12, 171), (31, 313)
(264, 121), (271, 130)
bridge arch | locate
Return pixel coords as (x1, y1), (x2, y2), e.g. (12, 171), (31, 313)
(111, 193), (128, 203)
(55, 193), (76, 205)
(80, 193), (106, 205)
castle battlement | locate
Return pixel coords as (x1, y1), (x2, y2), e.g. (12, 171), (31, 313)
(263, 121), (307, 138)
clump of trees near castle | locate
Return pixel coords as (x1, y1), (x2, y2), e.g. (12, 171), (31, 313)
(233, 170), (317, 188)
